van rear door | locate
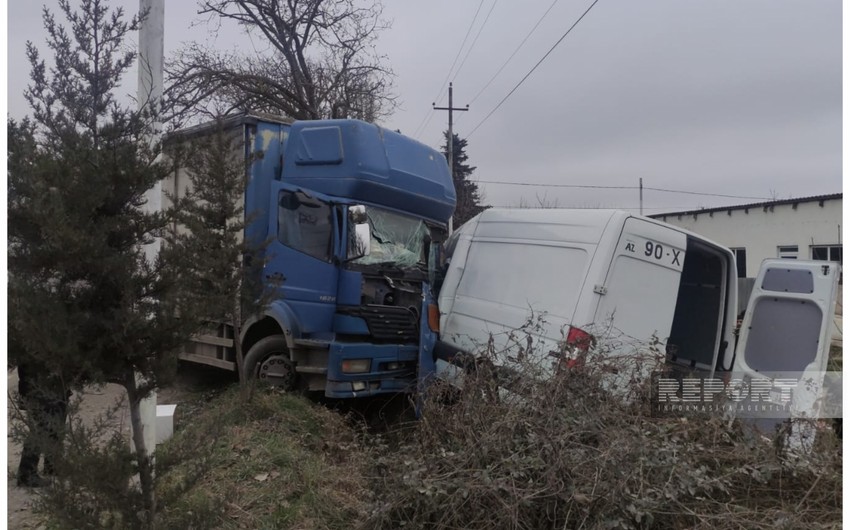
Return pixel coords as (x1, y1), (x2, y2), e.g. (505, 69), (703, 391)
(732, 259), (840, 419)
(591, 217), (686, 348)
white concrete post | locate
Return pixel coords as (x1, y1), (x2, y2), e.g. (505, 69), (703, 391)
(137, 0), (165, 456)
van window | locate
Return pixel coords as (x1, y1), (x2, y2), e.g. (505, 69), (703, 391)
(744, 298), (822, 372)
(777, 245), (798, 259)
(457, 241), (588, 320)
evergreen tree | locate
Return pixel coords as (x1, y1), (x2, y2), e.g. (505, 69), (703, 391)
(164, 121), (271, 397)
(8, 0), (196, 524)
(441, 131), (488, 227)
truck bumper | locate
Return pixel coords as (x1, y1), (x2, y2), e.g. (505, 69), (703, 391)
(324, 342), (418, 398)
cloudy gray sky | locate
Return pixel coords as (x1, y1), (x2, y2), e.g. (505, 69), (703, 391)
(7, 0), (843, 213)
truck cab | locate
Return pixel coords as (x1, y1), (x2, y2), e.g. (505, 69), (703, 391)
(166, 114), (456, 398)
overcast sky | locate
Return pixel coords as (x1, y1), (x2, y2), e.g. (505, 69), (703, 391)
(6, 0), (843, 213)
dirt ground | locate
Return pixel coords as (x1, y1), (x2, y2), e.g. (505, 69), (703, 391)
(6, 366), (229, 529)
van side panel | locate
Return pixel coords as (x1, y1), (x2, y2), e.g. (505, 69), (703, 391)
(439, 209), (616, 359)
(437, 219), (478, 325)
(591, 218), (686, 348)
(445, 242), (592, 351)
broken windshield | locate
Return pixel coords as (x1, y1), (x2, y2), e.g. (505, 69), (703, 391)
(349, 206), (428, 269)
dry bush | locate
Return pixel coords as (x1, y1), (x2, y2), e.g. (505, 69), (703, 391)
(365, 334), (842, 530)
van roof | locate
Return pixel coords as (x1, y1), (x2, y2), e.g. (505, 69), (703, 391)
(472, 208), (630, 244)
(471, 208), (732, 254)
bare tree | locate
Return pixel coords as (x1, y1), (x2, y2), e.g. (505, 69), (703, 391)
(166, 0), (395, 126)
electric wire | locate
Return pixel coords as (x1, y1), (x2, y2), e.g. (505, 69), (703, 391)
(453, 0), (500, 88)
(474, 180), (773, 200)
(643, 187), (773, 200)
(468, 0), (562, 106)
(467, 0), (601, 138)
(412, 0), (487, 139)
(488, 204), (733, 210)
(477, 181), (633, 190)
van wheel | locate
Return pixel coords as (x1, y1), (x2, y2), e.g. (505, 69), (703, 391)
(243, 336), (296, 391)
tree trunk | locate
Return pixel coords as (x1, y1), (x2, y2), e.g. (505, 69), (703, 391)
(125, 373), (157, 529)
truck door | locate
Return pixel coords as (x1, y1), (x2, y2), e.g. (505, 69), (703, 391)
(265, 182), (340, 333)
(732, 259), (840, 420)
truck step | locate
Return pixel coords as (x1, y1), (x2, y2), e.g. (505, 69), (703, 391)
(293, 338), (330, 348)
(295, 365), (328, 375)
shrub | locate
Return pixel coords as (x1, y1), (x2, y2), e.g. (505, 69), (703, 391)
(365, 334), (842, 530)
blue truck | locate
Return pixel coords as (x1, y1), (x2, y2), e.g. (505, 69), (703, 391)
(166, 113), (456, 398)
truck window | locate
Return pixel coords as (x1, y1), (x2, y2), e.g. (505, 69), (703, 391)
(347, 206), (428, 269)
(278, 190), (333, 262)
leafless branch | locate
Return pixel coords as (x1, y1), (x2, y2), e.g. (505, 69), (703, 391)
(165, 0), (396, 126)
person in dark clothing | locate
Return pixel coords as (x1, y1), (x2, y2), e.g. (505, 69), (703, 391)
(16, 358), (71, 488)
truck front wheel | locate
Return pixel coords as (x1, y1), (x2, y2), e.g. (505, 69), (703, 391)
(243, 336), (297, 390)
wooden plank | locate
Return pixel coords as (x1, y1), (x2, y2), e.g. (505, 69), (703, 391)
(179, 352), (236, 371)
(192, 334), (235, 348)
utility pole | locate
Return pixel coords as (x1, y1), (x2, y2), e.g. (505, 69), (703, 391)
(138, 0), (165, 458)
(433, 82), (468, 233)
(639, 178), (643, 216)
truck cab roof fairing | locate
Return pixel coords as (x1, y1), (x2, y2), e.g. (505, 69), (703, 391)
(282, 120), (456, 225)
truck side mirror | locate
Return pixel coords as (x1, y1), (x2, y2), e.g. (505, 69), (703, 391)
(347, 205), (370, 261)
(349, 222), (371, 260)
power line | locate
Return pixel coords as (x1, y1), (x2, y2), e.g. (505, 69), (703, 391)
(453, 0), (500, 86)
(467, 0), (601, 138)
(412, 108), (437, 141)
(474, 180), (773, 201)
(469, 0), (562, 106)
(477, 180), (632, 190)
(413, 0), (487, 139)
(644, 187), (772, 200)
(489, 204), (729, 210)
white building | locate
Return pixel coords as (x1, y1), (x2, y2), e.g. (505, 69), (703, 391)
(650, 193), (842, 279)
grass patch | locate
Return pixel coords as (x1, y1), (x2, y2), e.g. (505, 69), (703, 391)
(155, 385), (369, 529)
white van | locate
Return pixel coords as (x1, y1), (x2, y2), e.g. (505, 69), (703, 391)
(435, 209), (839, 392)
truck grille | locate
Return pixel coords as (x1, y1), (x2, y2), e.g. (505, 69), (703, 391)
(340, 305), (419, 342)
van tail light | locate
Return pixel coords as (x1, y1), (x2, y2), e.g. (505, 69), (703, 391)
(561, 326), (594, 370)
(428, 303), (440, 333)
(566, 326), (594, 352)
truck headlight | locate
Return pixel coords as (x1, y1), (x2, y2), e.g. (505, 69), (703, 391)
(341, 359), (370, 374)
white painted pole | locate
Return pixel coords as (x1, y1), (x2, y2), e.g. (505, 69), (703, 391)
(137, 0), (165, 457)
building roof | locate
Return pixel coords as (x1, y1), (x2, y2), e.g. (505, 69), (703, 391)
(649, 193), (842, 220)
